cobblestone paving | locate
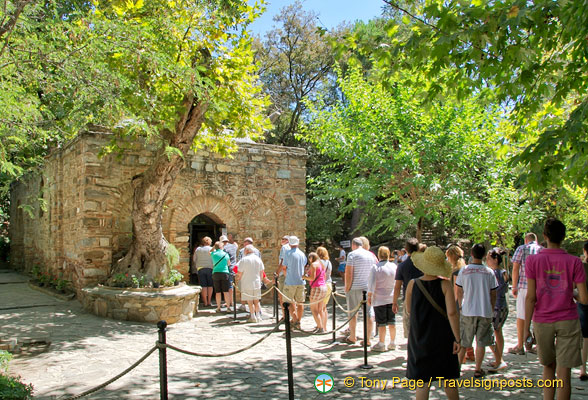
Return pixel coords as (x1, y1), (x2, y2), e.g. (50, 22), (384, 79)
(2, 270), (588, 399)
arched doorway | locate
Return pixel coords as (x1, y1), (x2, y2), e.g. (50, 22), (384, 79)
(188, 213), (225, 270)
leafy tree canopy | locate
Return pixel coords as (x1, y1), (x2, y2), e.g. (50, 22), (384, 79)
(1, 0), (270, 279)
(0, 0), (269, 192)
(301, 65), (509, 240)
(253, 0), (344, 146)
(342, 0), (588, 189)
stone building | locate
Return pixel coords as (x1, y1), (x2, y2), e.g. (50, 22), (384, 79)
(10, 129), (307, 294)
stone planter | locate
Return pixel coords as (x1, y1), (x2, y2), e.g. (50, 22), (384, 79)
(81, 283), (202, 324)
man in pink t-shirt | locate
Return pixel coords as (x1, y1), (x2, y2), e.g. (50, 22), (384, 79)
(525, 218), (588, 400)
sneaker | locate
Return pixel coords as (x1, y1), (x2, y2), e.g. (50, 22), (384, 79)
(488, 361), (508, 372)
(256, 312), (263, 321)
(247, 315), (258, 323)
(387, 343), (396, 351)
(372, 342), (387, 352)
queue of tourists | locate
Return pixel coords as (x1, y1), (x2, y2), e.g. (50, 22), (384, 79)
(190, 217), (588, 400)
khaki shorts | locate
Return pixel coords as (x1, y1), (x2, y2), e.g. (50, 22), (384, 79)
(516, 288), (527, 320)
(278, 275), (286, 293)
(283, 284), (305, 303)
(346, 289), (364, 315)
(323, 283), (333, 306)
(461, 316), (494, 347)
(535, 319), (582, 368)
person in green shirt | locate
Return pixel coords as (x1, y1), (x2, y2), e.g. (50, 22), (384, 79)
(211, 241), (232, 313)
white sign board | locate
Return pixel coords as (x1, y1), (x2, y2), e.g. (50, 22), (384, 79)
(340, 240), (351, 248)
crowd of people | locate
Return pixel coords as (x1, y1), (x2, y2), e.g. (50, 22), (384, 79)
(189, 217), (588, 400)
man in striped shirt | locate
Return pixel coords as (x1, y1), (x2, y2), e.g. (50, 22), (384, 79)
(345, 237), (375, 344)
(510, 232), (543, 355)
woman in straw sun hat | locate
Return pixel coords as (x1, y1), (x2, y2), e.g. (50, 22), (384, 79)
(405, 246), (461, 400)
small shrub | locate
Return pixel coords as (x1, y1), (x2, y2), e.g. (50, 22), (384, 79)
(0, 374), (34, 399)
(112, 273), (129, 287)
(168, 269), (183, 285)
(166, 244), (180, 269)
(0, 351), (34, 399)
(130, 274), (148, 288)
(30, 266), (41, 280)
(55, 279), (70, 292)
(0, 350), (11, 373)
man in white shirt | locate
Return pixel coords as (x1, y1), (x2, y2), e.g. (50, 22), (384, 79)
(236, 245), (265, 323)
(344, 237), (375, 344)
(456, 243), (498, 377)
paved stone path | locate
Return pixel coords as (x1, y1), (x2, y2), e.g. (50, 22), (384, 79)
(3, 270), (588, 399)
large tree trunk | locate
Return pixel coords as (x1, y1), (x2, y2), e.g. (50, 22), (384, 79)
(109, 95), (208, 283)
(350, 201), (365, 237)
(416, 216), (423, 243)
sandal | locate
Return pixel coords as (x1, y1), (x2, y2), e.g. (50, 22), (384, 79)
(474, 369), (485, 378)
(344, 336), (357, 345)
(508, 346), (525, 355)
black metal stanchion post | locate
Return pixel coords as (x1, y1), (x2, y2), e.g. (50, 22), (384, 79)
(331, 282), (337, 344)
(157, 320), (169, 400)
(360, 291), (373, 370)
(283, 302), (295, 400)
(233, 274), (237, 321)
(274, 275), (279, 318)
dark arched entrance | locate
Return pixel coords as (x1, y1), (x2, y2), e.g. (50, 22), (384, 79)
(188, 213), (225, 271)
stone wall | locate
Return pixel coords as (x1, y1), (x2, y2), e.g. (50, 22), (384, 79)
(10, 129), (307, 293)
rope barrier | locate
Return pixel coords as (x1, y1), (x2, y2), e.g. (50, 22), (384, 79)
(61, 346), (157, 400)
(294, 300), (364, 336)
(55, 288), (362, 399)
(332, 293), (353, 313)
(260, 285), (275, 298)
(274, 286), (330, 306)
(160, 321), (283, 358)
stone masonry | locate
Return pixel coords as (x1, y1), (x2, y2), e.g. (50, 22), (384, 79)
(10, 128), (307, 296)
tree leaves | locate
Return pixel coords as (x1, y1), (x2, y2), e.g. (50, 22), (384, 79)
(301, 65), (504, 238)
(370, 0), (588, 190)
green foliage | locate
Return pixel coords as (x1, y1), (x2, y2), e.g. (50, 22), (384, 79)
(130, 274), (148, 288)
(0, 374), (34, 400)
(167, 269), (183, 285)
(165, 243), (180, 269)
(112, 273), (128, 287)
(468, 179), (544, 249)
(0, 351), (34, 400)
(302, 65), (503, 238)
(306, 197), (343, 244)
(0, 351), (11, 373)
(2, 0), (271, 281)
(531, 185), (588, 245)
(254, 0), (342, 146)
(351, 0), (588, 189)
(55, 278), (70, 292)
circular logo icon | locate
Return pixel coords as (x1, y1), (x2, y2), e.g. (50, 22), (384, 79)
(314, 373), (334, 393)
